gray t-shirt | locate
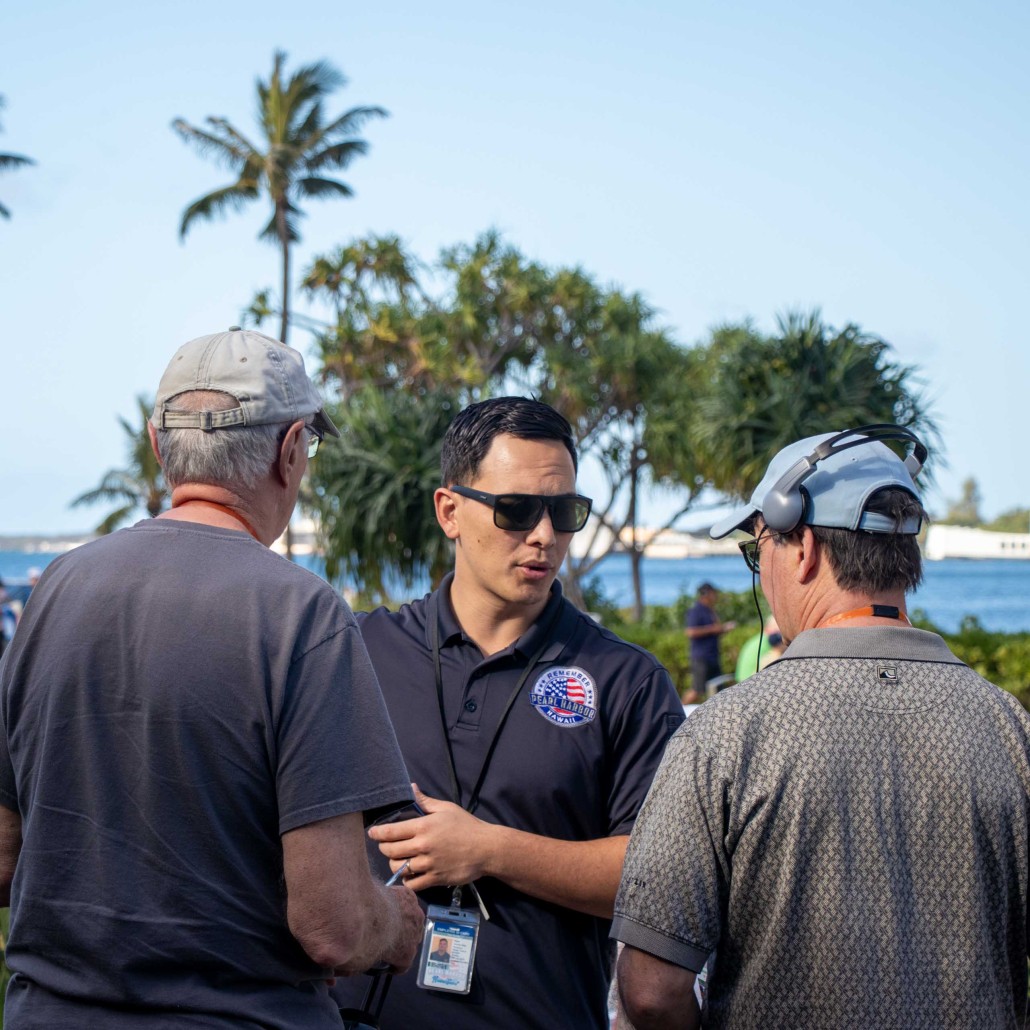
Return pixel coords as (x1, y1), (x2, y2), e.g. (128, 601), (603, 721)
(0, 520), (412, 1028)
(612, 626), (1030, 1029)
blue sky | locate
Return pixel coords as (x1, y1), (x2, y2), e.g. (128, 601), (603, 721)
(3, 0), (1027, 534)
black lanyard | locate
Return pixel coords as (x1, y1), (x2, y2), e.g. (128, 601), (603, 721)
(428, 591), (564, 816)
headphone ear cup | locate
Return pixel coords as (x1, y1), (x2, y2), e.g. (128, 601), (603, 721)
(762, 485), (804, 534)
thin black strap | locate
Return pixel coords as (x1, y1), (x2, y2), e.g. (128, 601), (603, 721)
(429, 592), (564, 815)
(430, 592), (464, 808)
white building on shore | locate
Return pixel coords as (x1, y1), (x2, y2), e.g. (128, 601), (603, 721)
(568, 519), (737, 560)
(924, 524), (1030, 560)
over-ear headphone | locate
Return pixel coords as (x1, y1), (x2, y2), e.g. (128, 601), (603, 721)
(761, 424), (927, 534)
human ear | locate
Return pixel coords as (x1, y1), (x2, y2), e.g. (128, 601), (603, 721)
(434, 487), (461, 540)
(796, 526), (820, 583)
(147, 423), (163, 467)
(276, 420), (306, 486)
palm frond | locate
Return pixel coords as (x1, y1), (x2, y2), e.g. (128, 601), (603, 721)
(171, 118), (251, 169)
(179, 183), (259, 237)
(304, 139), (369, 173)
(319, 105), (388, 141)
(294, 176), (353, 200)
(0, 153), (34, 171)
(204, 118), (262, 160)
(258, 206), (302, 244)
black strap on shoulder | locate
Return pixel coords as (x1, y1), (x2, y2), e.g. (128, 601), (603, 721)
(428, 591), (565, 815)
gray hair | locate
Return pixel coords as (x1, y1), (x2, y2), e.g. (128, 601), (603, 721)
(156, 391), (293, 491)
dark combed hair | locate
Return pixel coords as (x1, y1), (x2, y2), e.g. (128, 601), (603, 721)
(798, 487), (928, 594)
(440, 396), (578, 485)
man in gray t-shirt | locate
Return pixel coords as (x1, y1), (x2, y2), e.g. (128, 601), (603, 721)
(612, 426), (1030, 1029)
(0, 329), (424, 1027)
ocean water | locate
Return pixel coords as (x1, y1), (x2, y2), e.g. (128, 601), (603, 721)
(3, 548), (1029, 634)
(584, 553), (1030, 634)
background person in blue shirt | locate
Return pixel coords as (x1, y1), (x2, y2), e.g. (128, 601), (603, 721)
(683, 582), (736, 701)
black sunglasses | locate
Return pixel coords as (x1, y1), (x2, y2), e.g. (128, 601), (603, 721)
(449, 485), (592, 533)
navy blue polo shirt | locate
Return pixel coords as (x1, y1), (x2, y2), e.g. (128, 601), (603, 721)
(332, 575), (684, 1029)
(687, 600), (720, 664)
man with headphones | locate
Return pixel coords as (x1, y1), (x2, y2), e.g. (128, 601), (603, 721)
(610, 426), (1030, 1029)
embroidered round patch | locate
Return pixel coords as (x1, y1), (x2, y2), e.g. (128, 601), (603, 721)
(530, 666), (597, 727)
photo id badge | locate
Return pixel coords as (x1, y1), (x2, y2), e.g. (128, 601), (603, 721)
(416, 903), (480, 995)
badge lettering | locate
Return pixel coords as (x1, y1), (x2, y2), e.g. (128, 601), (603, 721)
(530, 667), (597, 727)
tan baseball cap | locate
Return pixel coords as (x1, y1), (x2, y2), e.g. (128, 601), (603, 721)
(152, 327), (340, 439)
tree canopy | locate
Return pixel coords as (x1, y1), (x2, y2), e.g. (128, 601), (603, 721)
(689, 310), (936, 500)
(984, 508), (1030, 534)
(0, 94), (35, 220)
(942, 476), (984, 527)
(173, 51), (386, 343)
(259, 232), (939, 617)
(293, 231), (704, 611)
(71, 396), (168, 534)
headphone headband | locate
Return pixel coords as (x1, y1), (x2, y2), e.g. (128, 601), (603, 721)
(761, 424), (926, 535)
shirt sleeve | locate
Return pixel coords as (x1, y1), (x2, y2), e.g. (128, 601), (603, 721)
(276, 623), (413, 834)
(610, 712), (729, 971)
(686, 605), (715, 630)
(605, 665), (685, 837)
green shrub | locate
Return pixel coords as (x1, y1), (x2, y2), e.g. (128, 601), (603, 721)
(607, 588), (770, 697)
(609, 593), (1030, 708)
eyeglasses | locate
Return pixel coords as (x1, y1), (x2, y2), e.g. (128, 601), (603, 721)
(449, 485), (592, 533)
(305, 424), (323, 459)
(738, 526), (771, 574)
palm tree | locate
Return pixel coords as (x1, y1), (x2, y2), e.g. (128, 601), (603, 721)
(172, 50), (386, 344)
(0, 95), (35, 219)
(689, 309), (938, 499)
(307, 385), (458, 602)
(71, 397), (169, 534)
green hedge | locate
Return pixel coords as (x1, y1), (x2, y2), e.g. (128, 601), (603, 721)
(601, 588), (1030, 708)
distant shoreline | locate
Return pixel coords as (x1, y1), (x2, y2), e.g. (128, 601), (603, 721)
(0, 535), (94, 554)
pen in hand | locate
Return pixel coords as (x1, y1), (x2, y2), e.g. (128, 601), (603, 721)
(386, 861), (410, 887)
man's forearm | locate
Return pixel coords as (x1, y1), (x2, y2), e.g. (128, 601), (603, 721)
(0, 805), (22, 906)
(370, 790), (626, 919)
(617, 944), (700, 1030)
(481, 828), (627, 918)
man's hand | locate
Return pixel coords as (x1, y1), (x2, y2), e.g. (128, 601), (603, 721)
(368, 784), (627, 918)
(368, 784), (496, 892)
(377, 884), (426, 975)
(330, 883), (424, 977)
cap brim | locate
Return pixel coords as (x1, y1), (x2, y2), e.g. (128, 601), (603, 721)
(709, 503), (758, 540)
(312, 408), (341, 439)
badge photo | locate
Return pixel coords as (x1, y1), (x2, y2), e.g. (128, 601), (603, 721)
(529, 666), (597, 727)
(417, 904), (480, 995)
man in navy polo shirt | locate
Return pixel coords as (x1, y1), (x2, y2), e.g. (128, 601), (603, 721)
(683, 582), (735, 700)
(332, 396), (684, 1028)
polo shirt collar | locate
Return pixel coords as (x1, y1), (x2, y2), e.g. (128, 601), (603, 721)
(427, 573), (571, 660)
(783, 625), (962, 664)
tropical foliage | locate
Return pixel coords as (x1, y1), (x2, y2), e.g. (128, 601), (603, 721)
(289, 231), (705, 611)
(688, 310), (937, 500)
(71, 396), (168, 533)
(173, 51), (386, 343)
(607, 591), (1030, 709)
(0, 94), (35, 219)
(985, 508), (1030, 534)
(941, 476), (983, 527)
(289, 233), (938, 615)
(308, 386), (459, 602)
